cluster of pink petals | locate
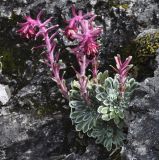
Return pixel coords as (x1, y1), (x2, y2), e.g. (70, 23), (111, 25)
(111, 54), (133, 95)
(65, 5), (102, 58)
(18, 11), (68, 98)
(18, 6), (102, 101)
(64, 5), (102, 100)
(17, 16), (38, 38)
(65, 5), (94, 40)
(72, 20), (101, 58)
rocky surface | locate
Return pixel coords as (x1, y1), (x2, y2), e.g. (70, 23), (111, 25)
(0, 84), (11, 105)
(0, 69), (103, 160)
(0, 108), (65, 160)
(0, 0), (159, 160)
(122, 52), (159, 160)
(0, 67), (66, 160)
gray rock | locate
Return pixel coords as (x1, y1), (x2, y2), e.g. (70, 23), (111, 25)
(0, 69), (66, 160)
(65, 145), (99, 160)
(0, 106), (65, 160)
(122, 53), (159, 160)
(0, 84), (11, 105)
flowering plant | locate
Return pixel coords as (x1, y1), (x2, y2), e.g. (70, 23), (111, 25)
(18, 5), (137, 151)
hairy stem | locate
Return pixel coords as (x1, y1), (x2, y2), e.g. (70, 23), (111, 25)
(37, 19), (69, 99)
(78, 55), (89, 101)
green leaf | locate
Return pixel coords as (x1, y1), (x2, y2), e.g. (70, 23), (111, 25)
(104, 77), (114, 89)
(107, 89), (118, 101)
(76, 122), (85, 131)
(109, 106), (114, 112)
(97, 106), (104, 113)
(97, 71), (109, 85)
(107, 128), (113, 137)
(102, 114), (111, 121)
(95, 86), (105, 94)
(87, 130), (92, 137)
(83, 117), (96, 133)
(115, 109), (119, 114)
(96, 92), (107, 101)
(114, 116), (120, 125)
(69, 75), (128, 151)
(83, 113), (90, 121)
(128, 78), (135, 85)
(116, 129), (125, 140)
(96, 135), (105, 144)
(91, 130), (98, 138)
(71, 80), (80, 89)
(69, 100), (85, 109)
(105, 138), (113, 151)
(89, 117), (96, 128)
(101, 107), (109, 114)
(103, 100), (109, 106)
(75, 113), (85, 123)
(125, 78), (138, 93)
(83, 122), (90, 133)
(118, 111), (124, 119)
(69, 90), (81, 100)
(109, 111), (116, 119)
(113, 78), (119, 90)
(93, 117), (97, 127)
(70, 111), (80, 119)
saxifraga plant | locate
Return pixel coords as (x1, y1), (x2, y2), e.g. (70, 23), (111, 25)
(17, 5), (137, 151)
(69, 55), (137, 151)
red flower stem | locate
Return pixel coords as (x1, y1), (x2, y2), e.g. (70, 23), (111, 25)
(37, 20), (69, 99)
(78, 55), (89, 101)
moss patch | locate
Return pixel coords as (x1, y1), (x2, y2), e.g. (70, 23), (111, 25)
(108, 0), (130, 10)
(135, 31), (159, 61)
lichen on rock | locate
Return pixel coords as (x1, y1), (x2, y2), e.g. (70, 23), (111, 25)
(135, 29), (159, 61)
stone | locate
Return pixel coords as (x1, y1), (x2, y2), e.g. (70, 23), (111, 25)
(122, 52), (159, 160)
(0, 84), (11, 105)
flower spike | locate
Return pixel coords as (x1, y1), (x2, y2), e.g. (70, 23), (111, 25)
(18, 12), (68, 99)
(111, 54), (133, 96)
(65, 5), (95, 40)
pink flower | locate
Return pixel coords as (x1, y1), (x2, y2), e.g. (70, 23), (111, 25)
(64, 26), (77, 40)
(64, 5), (102, 97)
(84, 39), (99, 58)
(17, 12), (69, 99)
(17, 16), (38, 38)
(72, 20), (101, 58)
(111, 54), (133, 95)
(65, 5), (95, 39)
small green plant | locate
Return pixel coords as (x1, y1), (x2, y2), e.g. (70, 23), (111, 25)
(18, 5), (137, 151)
(69, 57), (137, 151)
